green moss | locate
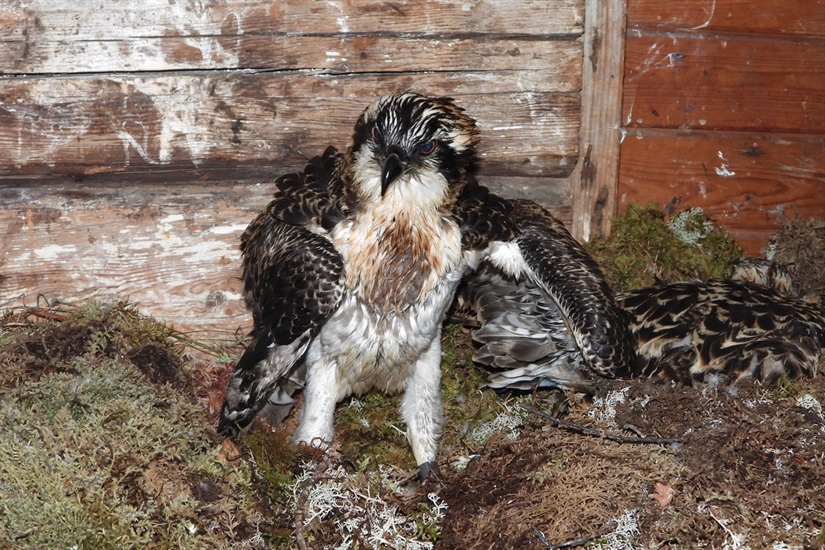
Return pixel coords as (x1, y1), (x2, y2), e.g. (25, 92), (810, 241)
(440, 323), (503, 450)
(586, 203), (743, 291)
(0, 301), (269, 548)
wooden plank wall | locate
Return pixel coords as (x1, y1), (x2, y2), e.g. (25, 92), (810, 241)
(620, 0), (825, 255)
(0, 0), (584, 338)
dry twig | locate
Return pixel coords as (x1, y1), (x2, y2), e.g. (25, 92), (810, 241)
(523, 405), (681, 445)
(533, 526), (604, 549)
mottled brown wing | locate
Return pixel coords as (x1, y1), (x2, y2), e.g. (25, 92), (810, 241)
(260, 145), (348, 231)
(509, 200), (640, 378)
(242, 218), (345, 346)
(454, 177), (517, 249)
(219, 149), (346, 437)
(619, 281), (710, 382)
(619, 279), (825, 383)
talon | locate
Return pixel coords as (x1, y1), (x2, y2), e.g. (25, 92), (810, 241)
(418, 461), (441, 482)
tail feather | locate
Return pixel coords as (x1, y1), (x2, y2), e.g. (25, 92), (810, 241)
(218, 329), (312, 437)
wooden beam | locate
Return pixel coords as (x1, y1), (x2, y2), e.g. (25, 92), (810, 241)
(0, 74), (581, 180)
(0, 32), (584, 76)
(571, 0), (627, 241)
(1, 0), (584, 75)
(627, 0), (825, 37)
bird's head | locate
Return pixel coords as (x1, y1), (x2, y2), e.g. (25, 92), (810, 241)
(348, 92), (480, 204)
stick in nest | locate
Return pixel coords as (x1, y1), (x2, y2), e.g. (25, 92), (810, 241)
(522, 405), (681, 445)
(294, 459), (331, 550)
(533, 526), (604, 549)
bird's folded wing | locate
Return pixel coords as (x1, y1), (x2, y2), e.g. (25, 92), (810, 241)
(459, 266), (595, 393)
(619, 279), (824, 383)
(507, 200), (640, 379)
(219, 149), (347, 436)
(456, 182), (639, 388)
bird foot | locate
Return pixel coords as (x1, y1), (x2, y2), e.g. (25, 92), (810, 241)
(418, 461), (441, 482)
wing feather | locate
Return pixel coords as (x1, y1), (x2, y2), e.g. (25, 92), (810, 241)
(456, 178), (638, 384)
(459, 266), (594, 393)
(619, 279), (824, 383)
(508, 201), (640, 378)
(219, 150), (346, 437)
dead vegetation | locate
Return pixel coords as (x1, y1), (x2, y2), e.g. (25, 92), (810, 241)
(1, 206), (823, 549)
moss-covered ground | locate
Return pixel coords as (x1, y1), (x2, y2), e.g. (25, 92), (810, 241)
(1, 205), (823, 549)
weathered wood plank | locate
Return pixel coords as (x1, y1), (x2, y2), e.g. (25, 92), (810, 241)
(618, 130), (825, 255)
(1, 33), (583, 76)
(0, 73), (581, 179)
(0, 176), (571, 339)
(623, 33), (825, 134)
(627, 0), (825, 37)
(1, 0), (584, 40)
(571, 0), (627, 242)
(0, 0), (583, 74)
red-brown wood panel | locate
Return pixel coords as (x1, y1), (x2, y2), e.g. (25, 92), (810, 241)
(618, 130), (825, 254)
(623, 33), (825, 134)
(627, 0), (825, 37)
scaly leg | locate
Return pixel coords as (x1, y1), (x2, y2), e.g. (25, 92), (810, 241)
(401, 333), (444, 480)
(293, 357), (338, 448)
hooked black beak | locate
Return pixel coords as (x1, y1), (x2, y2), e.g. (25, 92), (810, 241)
(381, 151), (405, 196)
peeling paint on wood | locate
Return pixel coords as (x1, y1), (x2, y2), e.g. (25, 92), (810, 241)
(0, 0), (586, 180)
(0, 183), (264, 338)
(0, 77), (581, 178)
(0, 176), (571, 336)
(2, 0), (584, 74)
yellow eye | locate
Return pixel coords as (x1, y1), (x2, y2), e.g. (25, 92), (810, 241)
(371, 125), (382, 143)
(420, 140), (436, 155)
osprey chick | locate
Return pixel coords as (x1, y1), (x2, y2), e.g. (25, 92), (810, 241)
(218, 92), (637, 479)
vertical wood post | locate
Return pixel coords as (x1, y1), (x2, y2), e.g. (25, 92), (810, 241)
(571, 0), (628, 242)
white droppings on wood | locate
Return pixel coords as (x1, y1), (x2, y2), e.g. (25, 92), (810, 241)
(4, 80), (93, 167)
(160, 214), (186, 224)
(178, 241), (240, 265)
(715, 151), (736, 177)
(692, 0), (717, 30)
(123, 78), (237, 165)
(626, 41), (668, 82)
